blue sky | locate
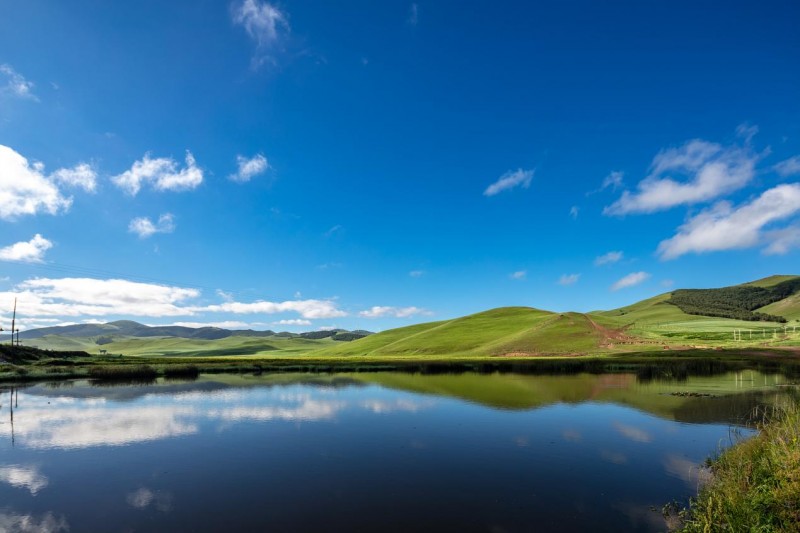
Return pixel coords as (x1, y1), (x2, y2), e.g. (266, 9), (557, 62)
(1, 0), (799, 332)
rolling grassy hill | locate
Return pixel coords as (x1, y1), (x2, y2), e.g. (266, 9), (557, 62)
(311, 307), (627, 357)
(316, 275), (800, 357)
(9, 275), (800, 359)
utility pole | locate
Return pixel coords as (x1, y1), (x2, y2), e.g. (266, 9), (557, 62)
(10, 298), (16, 347)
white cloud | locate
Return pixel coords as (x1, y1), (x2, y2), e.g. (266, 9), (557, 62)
(3, 277), (200, 318)
(49, 163), (97, 192)
(273, 319), (312, 326)
(232, 0), (290, 67)
(483, 168), (534, 196)
(558, 273), (580, 285)
(409, 270), (424, 278)
(359, 306), (431, 318)
(569, 206), (579, 219)
(229, 153), (269, 183)
(657, 184), (800, 259)
(408, 3), (419, 25)
(0, 64), (36, 100)
(763, 226), (800, 255)
(199, 299), (346, 319)
(594, 251), (623, 266)
(128, 213), (176, 238)
(509, 270), (527, 280)
(605, 139), (758, 215)
(0, 234), (53, 263)
(774, 156), (800, 177)
(112, 151), (203, 195)
(0, 145), (73, 220)
(611, 272), (650, 291)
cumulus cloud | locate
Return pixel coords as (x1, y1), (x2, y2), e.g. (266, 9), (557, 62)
(0, 64), (36, 100)
(232, 0), (290, 67)
(128, 213), (176, 238)
(558, 273), (580, 285)
(594, 251), (623, 266)
(774, 156), (800, 177)
(359, 306), (431, 318)
(0, 145), (73, 220)
(484, 168), (533, 196)
(657, 183), (800, 260)
(509, 270), (527, 280)
(112, 151), (203, 195)
(0, 234), (53, 263)
(605, 139), (758, 215)
(229, 153), (269, 182)
(611, 272), (650, 291)
(49, 163), (97, 192)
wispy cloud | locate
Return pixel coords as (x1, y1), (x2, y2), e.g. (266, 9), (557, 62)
(569, 206), (579, 219)
(510, 270), (527, 280)
(483, 168), (533, 197)
(409, 270), (425, 278)
(273, 319), (312, 326)
(112, 152), (202, 195)
(200, 299), (346, 319)
(611, 272), (650, 291)
(128, 214), (176, 239)
(774, 156), (800, 177)
(229, 153), (269, 183)
(408, 3), (419, 26)
(324, 224), (343, 237)
(558, 273), (580, 285)
(232, 0), (290, 68)
(0, 64), (36, 100)
(763, 226), (800, 255)
(0, 234), (53, 263)
(359, 306), (431, 318)
(594, 251), (623, 266)
(657, 183), (800, 259)
(605, 139), (758, 215)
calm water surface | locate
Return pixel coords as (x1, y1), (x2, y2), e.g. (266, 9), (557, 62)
(0, 370), (791, 532)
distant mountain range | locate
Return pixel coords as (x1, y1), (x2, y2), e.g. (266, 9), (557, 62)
(2, 320), (373, 342)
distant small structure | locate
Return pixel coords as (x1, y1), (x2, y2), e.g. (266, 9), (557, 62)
(99, 349), (108, 355)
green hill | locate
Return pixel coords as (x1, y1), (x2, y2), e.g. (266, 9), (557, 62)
(312, 307), (620, 357)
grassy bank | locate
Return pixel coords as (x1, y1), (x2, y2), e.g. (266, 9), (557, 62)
(676, 396), (800, 531)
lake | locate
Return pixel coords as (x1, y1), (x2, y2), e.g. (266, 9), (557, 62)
(0, 369), (791, 532)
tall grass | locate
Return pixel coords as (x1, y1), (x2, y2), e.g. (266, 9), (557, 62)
(677, 394), (800, 531)
(88, 365), (157, 380)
